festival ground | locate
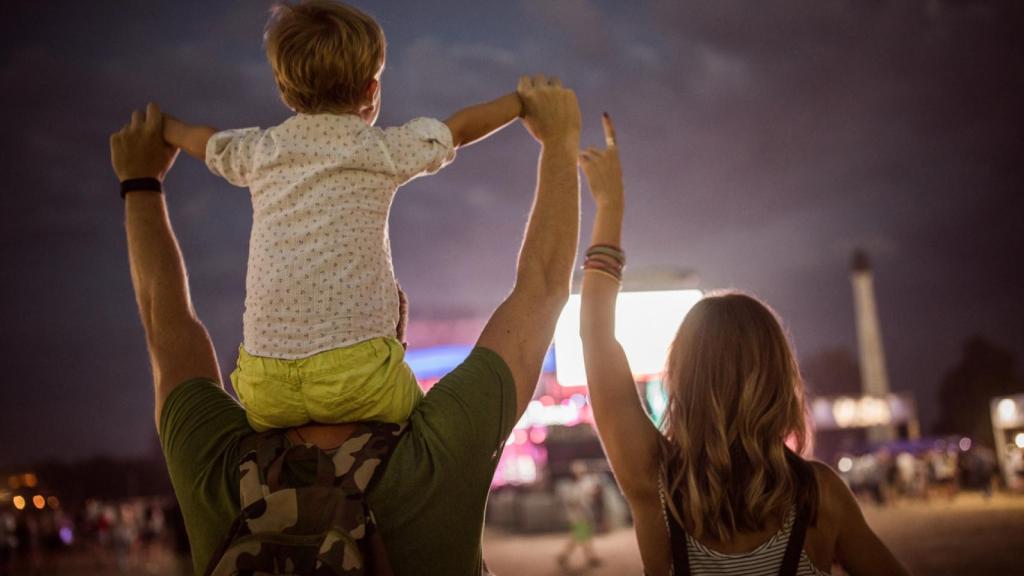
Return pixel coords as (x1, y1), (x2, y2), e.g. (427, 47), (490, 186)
(483, 492), (1024, 576)
(6, 492), (1022, 575)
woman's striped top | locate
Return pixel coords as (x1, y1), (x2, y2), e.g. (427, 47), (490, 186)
(681, 509), (830, 576)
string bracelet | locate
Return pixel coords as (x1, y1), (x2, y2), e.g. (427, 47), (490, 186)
(583, 266), (622, 285)
(586, 244), (625, 266)
(582, 257), (623, 278)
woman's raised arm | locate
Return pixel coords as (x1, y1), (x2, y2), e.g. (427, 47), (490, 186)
(579, 115), (663, 500)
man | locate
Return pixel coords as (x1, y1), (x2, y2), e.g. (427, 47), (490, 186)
(109, 75), (580, 575)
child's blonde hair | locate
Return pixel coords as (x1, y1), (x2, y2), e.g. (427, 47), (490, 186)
(265, 1), (385, 114)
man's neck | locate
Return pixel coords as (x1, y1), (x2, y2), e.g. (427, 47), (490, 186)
(288, 422), (361, 450)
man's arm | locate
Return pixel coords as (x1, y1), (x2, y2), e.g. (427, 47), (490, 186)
(444, 92), (523, 149)
(111, 103), (221, 428)
(477, 75), (580, 418)
(163, 114), (218, 161)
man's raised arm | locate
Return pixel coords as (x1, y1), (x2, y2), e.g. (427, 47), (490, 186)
(477, 75), (581, 418)
(110, 103), (221, 428)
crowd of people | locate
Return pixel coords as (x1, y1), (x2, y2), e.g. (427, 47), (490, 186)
(838, 441), (1000, 505)
(0, 498), (187, 574)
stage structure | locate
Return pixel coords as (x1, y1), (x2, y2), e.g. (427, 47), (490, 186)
(403, 284), (704, 488)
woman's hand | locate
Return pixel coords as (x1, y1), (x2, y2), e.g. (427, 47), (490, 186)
(579, 113), (623, 209)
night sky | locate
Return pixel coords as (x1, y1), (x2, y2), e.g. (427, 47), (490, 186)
(1, 0), (1022, 467)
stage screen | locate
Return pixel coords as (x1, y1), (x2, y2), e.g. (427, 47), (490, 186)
(553, 289), (703, 387)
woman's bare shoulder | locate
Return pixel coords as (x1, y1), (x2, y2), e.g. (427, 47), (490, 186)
(807, 460), (850, 527)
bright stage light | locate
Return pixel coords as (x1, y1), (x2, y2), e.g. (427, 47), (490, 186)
(997, 398), (1018, 425)
(837, 457), (853, 473)
(553, 289), (703, 386)
(1015, 433), (1024, 449)
(12, 496), (25, 510)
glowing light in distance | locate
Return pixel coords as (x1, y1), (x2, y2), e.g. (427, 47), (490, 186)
(59, 527), (74, 545)
(837, 457), (854, 473)
(529, 428), (547, 445)
(554, 289), (703, 386)
(32, 495), (45, 509)
(958, 437), (972, 452)
(1015, 433), (1024, 449)
(510, 455), (537, 484)
(12, 496), (26, 510)
(23, 474), (37, 488)
(47, 496), (60, 509)
(7, 476), (19, 490)
(997, 399), (1018, 425)
(832, 396), (892, 428)
(516, 400), (581, 429)
(513, 429), (528, 445)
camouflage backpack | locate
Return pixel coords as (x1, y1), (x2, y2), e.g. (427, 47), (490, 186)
(205, 422), (406, 576)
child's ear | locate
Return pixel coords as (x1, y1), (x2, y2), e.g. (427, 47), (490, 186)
(364, 78), (380, 103)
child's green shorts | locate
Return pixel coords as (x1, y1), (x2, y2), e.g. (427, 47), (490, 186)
(230, 337), (423, 432)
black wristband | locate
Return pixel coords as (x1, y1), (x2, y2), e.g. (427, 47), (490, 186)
(120, 177), (163, 199)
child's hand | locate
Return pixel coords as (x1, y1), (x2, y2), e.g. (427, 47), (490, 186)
(579, 113), (623, 209)
(162, 114), (187, 148)
(159, 114), (217, 162)
(517, 75), (580, 146)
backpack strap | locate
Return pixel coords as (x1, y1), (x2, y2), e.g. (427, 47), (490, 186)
(329, 421), (406, 576)
(332, 422), (407, 491)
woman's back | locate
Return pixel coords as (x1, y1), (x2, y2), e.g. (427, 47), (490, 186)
(682, 508), (824, 575)
(666, 458), (833, 575)
(661, 458), (905, 576)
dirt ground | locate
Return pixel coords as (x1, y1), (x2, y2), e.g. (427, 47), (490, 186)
(6, 492), (1022, 575)
(483, 492), (1024, 576)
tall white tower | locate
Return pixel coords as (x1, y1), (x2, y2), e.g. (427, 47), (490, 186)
(850, 250), (896, 441)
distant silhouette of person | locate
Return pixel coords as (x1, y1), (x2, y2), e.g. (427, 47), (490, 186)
(557, 461), (602, 569)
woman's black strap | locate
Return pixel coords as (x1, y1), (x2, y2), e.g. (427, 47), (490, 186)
(778, 500), (811, 576)
(667, 501), (691, 576)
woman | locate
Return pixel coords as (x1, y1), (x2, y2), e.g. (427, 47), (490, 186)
(578, 114), (909, 576)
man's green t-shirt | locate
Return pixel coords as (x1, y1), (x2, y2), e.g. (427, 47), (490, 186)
(159, 347), (517, 575)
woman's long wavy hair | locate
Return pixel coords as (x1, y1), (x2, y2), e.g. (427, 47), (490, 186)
(659, 291), (811, 542)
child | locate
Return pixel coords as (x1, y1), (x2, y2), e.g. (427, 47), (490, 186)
(162, 0), (523, 431)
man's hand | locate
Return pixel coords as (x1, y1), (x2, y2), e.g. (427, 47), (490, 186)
(579, 113), (624, 209)
(517, 75), (581, 147)
(110, 102), (180, 182)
